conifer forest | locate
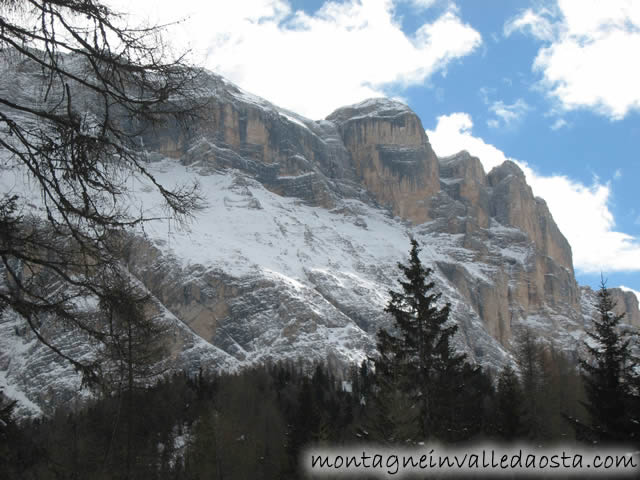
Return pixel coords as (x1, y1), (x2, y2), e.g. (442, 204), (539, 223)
(1, 1), (640, 479)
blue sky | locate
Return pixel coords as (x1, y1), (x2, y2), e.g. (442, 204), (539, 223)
(110, 0), (640, 297)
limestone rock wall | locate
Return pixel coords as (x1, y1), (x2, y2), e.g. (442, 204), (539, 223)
(438, 151), (490, 229)
(327, 99), (440, 224)
(431, 151), (582, 339)
(611, 289), (640, 327)
(487, 162), (574, 273)
(581, 286), (640, 330)
(141, 76), (363, 210)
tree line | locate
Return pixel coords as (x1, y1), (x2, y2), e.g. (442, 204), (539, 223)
(2, 240), (639, 479)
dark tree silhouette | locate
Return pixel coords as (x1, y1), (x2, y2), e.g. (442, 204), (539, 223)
(373, 239), (472, 441)
(514, 327), (547, 439)
(494, 365), (524, 440)
(572, 279), (638, 443)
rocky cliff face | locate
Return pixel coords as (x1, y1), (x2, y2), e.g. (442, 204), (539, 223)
(2, 69), (639, 416)
(426, 151), (582, 345)
(326, 99), (440, 223)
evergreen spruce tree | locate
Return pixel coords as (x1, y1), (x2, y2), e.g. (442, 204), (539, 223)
(287, 377), (322, 463)
(624, 368), (640, 445)
(514, 327), (547, 439)
(494, 365), (524, 440)
(373, 239), (470, 441)
(576, 279), (637, 443)
(369, 333), (418, 442)
(0, 389), (19, 476)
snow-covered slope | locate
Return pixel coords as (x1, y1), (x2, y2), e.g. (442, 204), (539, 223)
(128, 160), (513, 367)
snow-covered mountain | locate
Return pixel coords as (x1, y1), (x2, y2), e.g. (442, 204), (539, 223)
(1, 67), (639, 417)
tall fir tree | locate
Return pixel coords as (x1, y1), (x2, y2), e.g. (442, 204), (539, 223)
(373, 239), (471, 442)
(572, 279), (638, 443)
(514, 327), (547, 439)
(369, 333), (418, 443)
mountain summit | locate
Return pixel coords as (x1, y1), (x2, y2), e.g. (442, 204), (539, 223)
(1, 69), (638, 416)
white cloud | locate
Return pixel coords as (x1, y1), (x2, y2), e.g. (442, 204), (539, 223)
(403, 0), (437, 9)
(504, 7), (556, 41)
(401, 0), (458, 12)
(426, 113), (508, 171)
(479, 88), (531, 129)
(550, 118), (568, 130)
(426, 113), (640, 273)
(488, 98), (530, 128)
(505, 0), (640, 120)
(106, 0), (481, 119)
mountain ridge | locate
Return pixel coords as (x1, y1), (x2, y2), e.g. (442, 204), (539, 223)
(1, 67), (638, 416)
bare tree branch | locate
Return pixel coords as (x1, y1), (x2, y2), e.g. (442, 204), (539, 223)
(0, 0), (208, 387)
